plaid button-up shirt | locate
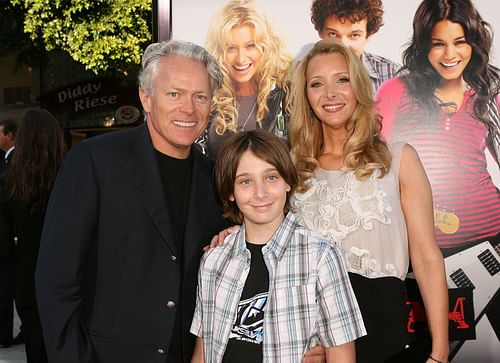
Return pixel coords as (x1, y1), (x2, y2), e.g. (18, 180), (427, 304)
(362, 51), (400, 94)
(190, 212), (366, 363)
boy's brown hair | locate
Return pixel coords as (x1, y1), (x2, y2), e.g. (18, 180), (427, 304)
(214, 129), (297, 224)
(311, 0), (384, 36)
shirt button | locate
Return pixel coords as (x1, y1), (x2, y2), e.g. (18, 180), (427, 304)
(157, 348), (165, 355)
(166, 301), (176, 308)
(170, 255), (176, 261)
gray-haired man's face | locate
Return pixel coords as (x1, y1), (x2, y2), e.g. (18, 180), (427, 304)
(140, 55), (212, 159)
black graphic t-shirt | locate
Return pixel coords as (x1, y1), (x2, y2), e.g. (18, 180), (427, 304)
(222, 242), (269, 363)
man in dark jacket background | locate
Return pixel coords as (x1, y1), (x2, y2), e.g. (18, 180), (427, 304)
(0, 117), (22, 349)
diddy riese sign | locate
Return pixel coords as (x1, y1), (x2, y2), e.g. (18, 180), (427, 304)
(39, 78), (141, 129)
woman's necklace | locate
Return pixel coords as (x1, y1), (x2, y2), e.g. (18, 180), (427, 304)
(240, 101), (257, 131)
(438, 100), (458, 117)
(434, 83), (467, 118)
(435, 95), (458, 131)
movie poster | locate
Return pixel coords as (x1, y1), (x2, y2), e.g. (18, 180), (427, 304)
(172, 1), (499, 361)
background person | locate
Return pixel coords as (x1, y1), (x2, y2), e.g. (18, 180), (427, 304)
(0, 118), (22, 349)
(375, 0), (500, 250)
(0, 109), (66, 363)
(199, 0), (292, 159)
(0, 119), (17, 174)
(310, 0), (399, 94)
(191, 129), (365, 363)
(289, 39), (449, 363)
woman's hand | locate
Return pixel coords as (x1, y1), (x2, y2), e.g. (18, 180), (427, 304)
(426, 354), (448, 363)
(302, 343), (325, 363)
(203, 225), (240, 251)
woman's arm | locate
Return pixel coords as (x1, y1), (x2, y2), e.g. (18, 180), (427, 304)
(190, 337), (205, 363)
(399, 144), (449, 363)
(324, 342), (355, 363)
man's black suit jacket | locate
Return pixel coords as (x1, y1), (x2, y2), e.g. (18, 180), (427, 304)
(0, 148), (15, 344)
(35, 123), (227, 363)
(0, 149), (13, 175)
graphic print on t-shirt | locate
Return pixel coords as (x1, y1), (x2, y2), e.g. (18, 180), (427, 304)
(229, 292), (268, 344)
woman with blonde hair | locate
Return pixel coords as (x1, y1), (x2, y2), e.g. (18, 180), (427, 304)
(200, 0), (292, 159)
(289, 39), (449, 363)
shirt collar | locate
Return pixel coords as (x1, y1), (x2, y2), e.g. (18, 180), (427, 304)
(360, 52), (379, 80)
(230, 212), (298, 261)
(4, 147), (14, 160)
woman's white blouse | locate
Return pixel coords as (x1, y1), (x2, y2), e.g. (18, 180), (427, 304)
(292, 143), (409, 280)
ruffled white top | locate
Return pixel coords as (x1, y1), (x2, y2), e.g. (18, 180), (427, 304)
(292, 143), (409, 280)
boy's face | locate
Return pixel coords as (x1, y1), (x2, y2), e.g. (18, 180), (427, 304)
(319, 15), (371, 58)
(230, 150), (290, 234)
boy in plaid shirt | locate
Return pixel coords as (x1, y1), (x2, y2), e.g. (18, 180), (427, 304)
(190, 129), (365, 363)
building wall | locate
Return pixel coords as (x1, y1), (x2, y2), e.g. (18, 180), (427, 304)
(0, 53), (40, 107)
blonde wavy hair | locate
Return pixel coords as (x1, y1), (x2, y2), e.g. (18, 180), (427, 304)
(289, 39), (391, 192)
(206, 0), (292, 134)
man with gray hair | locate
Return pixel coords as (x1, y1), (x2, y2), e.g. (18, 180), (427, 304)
(35, 40), (228, 362)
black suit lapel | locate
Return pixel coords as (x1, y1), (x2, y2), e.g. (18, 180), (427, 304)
(183, 147), (214, 262)
(122, 124), (177, 255)
(0, 149), (14, 174)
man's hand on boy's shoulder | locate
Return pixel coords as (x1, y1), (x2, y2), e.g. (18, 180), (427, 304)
(302, 343), (325, 363)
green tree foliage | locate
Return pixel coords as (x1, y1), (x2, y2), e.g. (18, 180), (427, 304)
(10, 0), (152, 73)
